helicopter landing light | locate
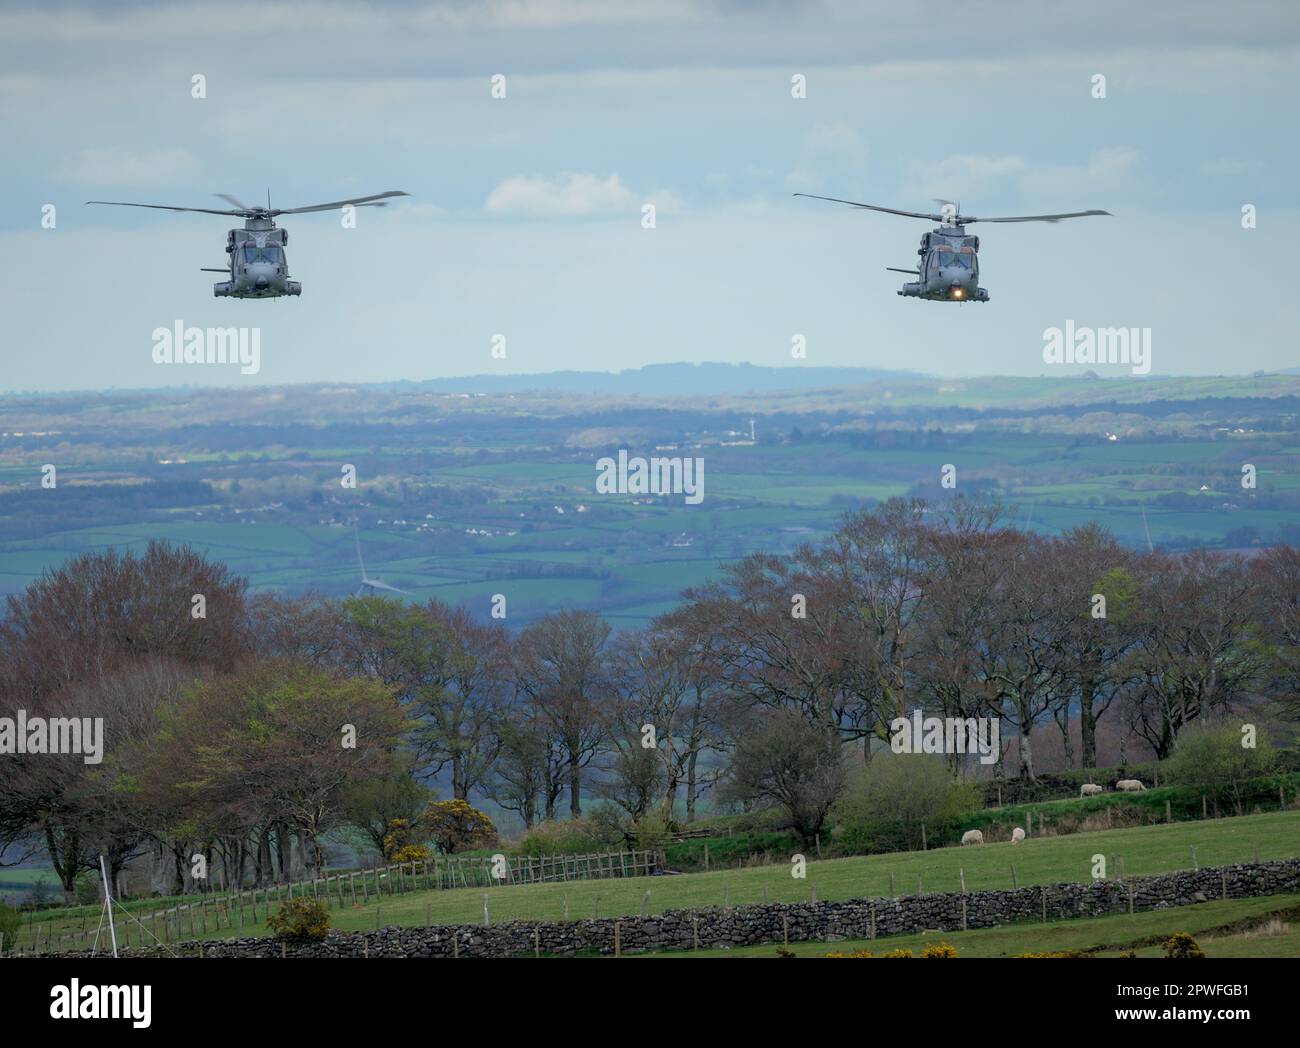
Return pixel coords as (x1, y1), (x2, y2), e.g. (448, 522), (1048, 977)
(951, 287), (965, 300)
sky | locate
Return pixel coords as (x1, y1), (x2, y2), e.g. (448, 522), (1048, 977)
(2, 0), (1297, 392)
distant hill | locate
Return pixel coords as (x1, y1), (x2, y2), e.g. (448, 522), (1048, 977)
(385, 362), (928, 397)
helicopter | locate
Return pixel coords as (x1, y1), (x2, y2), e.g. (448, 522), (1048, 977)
(85, 190), (410, 298)
(794, 194), (1110, 302)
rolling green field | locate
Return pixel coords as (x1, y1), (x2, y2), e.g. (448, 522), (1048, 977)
(15, 809), (1300, 951)
(3, 373), (1297, 628)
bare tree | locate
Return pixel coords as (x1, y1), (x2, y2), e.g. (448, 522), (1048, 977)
(513, 611), (610, 818)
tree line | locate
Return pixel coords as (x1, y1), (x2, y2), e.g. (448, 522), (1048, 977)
(2, 499), (1297, 897)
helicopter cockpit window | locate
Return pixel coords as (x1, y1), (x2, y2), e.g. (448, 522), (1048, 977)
(241, 245), (284, 263)
(935, 250), (971, 269)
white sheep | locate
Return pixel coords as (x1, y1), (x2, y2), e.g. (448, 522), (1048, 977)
(961, 829), (984, 846)
(1011, 827), (1025, 844)
(1080, 783), (1104, 797)
(1116, 778), (1146, 791)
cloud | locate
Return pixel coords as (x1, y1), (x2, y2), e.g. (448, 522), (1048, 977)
(805, 121), (863, 152)
(55, 146), (200, 187)
(483, 172), (637, 217)
(1019, 147), (1143, 200)
(1201, 156), (1260, 177)
(914, 153), (1025, 202)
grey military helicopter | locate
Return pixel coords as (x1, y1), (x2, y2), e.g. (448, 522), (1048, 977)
(794, 194), (1110, 302)
(86, 190), (409, 298)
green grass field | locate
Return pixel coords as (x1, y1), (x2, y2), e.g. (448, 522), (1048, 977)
(16, 809), (1300, 952)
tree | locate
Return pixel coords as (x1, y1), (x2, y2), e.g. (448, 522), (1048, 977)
(340, 763), (431, 858)
(1252, 545), (1300, 721)
(821, 498), (929, 747)
(342, 597), (503, 800)
(0, 542), (249, 897)
(413, 604), (506, 800)
(419, 799), (497, 855)
(487, 712), (554, 829)
(514, 611), (610, 817)
(1047, 527), (1140, 770)
(604, 622), (725, 821)
(150, 659), (409, 879)
(831, 754), (979, 851)
(911, 501), (1007, 775)
(721, 710), (847, 846)
(1165, 720), (1276, 816)
(1128, 551), (1263, 758)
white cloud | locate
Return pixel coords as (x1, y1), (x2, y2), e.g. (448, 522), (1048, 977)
(1020, 147), (1143, 200)
(55, 146), (199, 187)
(484, 172), (637, 217)
(806, 121), (863, 152)
(914, 153), (1025, 203)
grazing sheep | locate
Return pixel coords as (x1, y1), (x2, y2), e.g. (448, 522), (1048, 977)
(961, 829), (984, 846)
(1011, 827), (1025, 844)
(1116, 778), (1146, 792)
(1080, 783), (1104, 797)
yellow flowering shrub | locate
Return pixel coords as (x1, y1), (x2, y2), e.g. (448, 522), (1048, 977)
(921, 942), (957, 958)
(267, 897), (330, 941)
(1163, 932), (1205, 959)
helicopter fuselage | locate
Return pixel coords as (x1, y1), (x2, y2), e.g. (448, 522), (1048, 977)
(899, 225), (989, 302)
(213, 218), (301, 299)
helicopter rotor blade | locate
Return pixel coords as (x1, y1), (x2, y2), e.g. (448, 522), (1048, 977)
(966, 210), (1112, 224)
(272, 191), (410, 216)
(213, 193), (255, 211)
(793, 194), (945, 222)
(85, 200), (245, 216)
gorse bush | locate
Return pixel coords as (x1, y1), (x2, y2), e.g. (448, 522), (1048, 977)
(382, 818), (430, 863)
(1162, 932), (1205, 959)
(921, 942), (957, 958)
(267, 897), (330, 941)
(420, 799), (497, 855)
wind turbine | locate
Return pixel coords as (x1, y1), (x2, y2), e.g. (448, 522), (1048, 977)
(353, 525), (409, 597)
